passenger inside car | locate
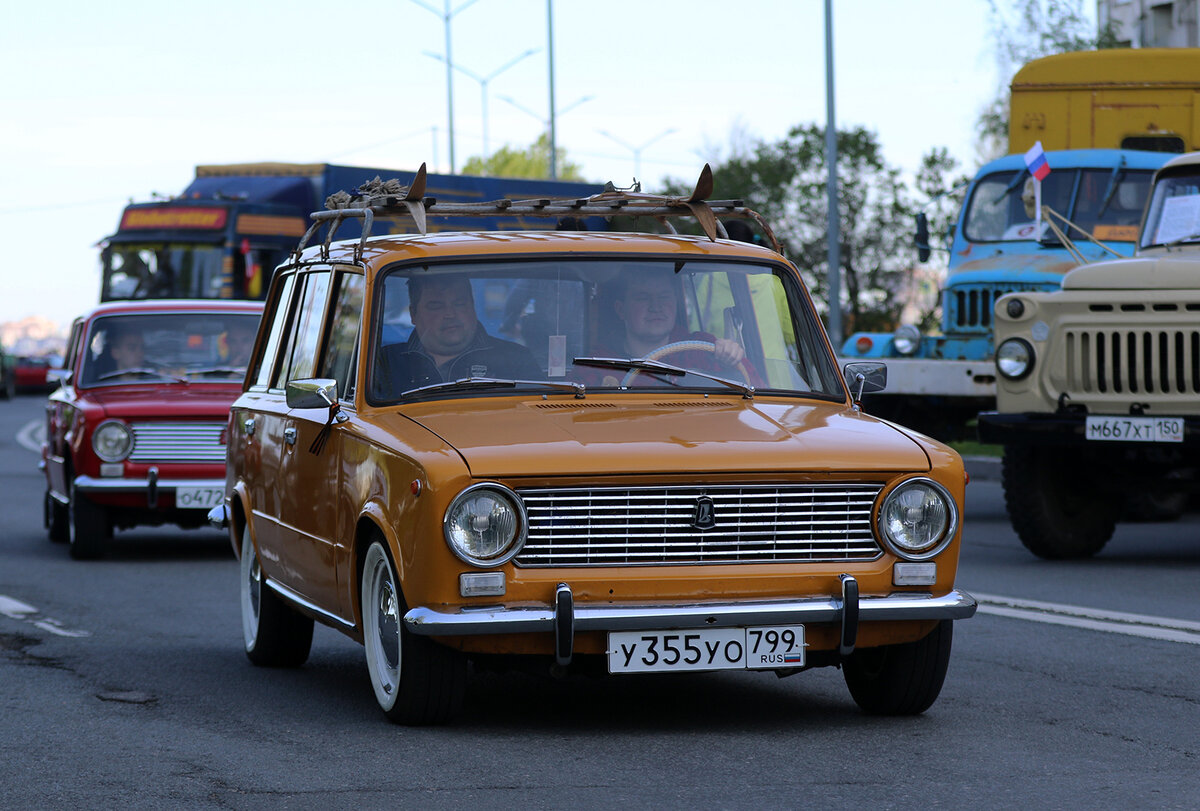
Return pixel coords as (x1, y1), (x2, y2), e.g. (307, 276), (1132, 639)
(375, 274), (541, 396)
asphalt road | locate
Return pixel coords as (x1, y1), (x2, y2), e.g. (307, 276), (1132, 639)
(2, 393), (1197, 809)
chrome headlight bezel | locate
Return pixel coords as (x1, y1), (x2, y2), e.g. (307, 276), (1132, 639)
(92, 419), (134, 463)
(892, 324), (921, 356)
(876, 477), (958, 561)
(442, 483), (527, 567)
(996, 337), (1035, 380)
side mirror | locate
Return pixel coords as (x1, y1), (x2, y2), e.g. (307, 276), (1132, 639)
(286, 378), (338, 410)
(842, 361), (887, 405)
(47, 368), (72, 388)
(914, 213), (931, 263)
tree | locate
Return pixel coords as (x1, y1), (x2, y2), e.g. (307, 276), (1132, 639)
(461, 133), (585, 180)
(977, 0), (1123, 157)
(663, 125), (966, 336)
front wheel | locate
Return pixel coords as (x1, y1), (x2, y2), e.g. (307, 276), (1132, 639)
(1001, 445), (1118, 559)
(240, 524), (313, 667)
(361, 540), (465, 725)
(843, 620), (954, 715)
(68, 484), (110, 560)
(45, 490), (69, 543)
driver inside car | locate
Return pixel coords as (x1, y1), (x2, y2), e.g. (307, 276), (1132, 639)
(584, 270), (749, 386)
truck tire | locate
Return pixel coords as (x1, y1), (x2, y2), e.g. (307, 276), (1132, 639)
(1001, 445), (1118, 559)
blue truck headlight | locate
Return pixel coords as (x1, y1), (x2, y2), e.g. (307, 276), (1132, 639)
(996, 338), (1034, 380)
(444, 484), (526, 566)
(892, 325), (921, 356)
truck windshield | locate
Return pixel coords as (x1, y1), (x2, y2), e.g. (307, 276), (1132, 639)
(1139, 171), (1200, 248)
(101, 244), (226, 300)
(963, 168), (1153, 244)
(369, 259), (843, 403)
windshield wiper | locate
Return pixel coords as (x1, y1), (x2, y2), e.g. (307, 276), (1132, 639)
(95, 367), (187, 383)
(1161, 230), (1200, 251)
(993, 168), (1029, 204)
(574, 356), (754, 398)
(184, 366), (245, 378)
(1096, 157), (1127, 219)
(400, 377), (585, 398)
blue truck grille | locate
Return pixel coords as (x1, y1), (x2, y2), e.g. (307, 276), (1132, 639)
(946, 283), (1058, 334)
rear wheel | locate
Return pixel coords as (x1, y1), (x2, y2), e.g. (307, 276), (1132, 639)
(240, 524), (313, 667)
(843, 620), (953, 715)
(1001, 445), (1118, 559)
(361, 539), (465, 725)
(68, 484), (110, 560)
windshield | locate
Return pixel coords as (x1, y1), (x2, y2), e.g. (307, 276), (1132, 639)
(78, 312), (260, 387)
(368, 259), (842, 402)
(963, 168), (1153, 243)
(101, 243), (226, 300)
(1140, 171), (1200, 248)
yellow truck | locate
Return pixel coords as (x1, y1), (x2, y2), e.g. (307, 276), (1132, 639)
(1009, 47), (1200, 154)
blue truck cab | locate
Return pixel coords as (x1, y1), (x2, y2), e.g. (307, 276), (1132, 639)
(840, 149), (1171, 439)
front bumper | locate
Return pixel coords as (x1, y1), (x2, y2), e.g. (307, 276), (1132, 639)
(977, 411), (1200, 446)
(855, 357), (997, 398)
(73, 474), (223, 510)
(405, 581), (977, 663)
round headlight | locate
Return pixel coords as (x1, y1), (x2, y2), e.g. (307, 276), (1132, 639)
(877, 478), (957, 560)
(92, 419), (133, 462)
(892, 324), (921, 356)
(443, 484), (526, 566)
(996, 338), (1034, 380)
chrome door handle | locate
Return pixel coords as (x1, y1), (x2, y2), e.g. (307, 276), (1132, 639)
(284, 427), (297, 446)
(243, 418), (256, 437)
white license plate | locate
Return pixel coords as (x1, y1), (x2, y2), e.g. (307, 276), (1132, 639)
(1085, 416), (1183, 443)
(175, 486), (225, 510)
(608, 625), (805, 673)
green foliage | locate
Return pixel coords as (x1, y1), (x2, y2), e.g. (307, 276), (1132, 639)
(461, 133), (585, 180)
(978, 0), (1126, 157)
(663, 126), (969, 336)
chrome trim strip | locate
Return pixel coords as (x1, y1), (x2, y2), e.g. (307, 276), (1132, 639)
(264, 579), (356, 631)
(404, 589), (978, 636)
(73, 475), (224, 492)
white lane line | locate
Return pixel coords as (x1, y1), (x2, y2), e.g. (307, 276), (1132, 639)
(16, 419), (44, 453)
(974, 592), (1200, 646)
(0, 593), (90, 637)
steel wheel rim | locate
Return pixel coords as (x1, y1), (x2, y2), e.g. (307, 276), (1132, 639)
(240, 527), (261, 649)
(364, 546), (402, 702)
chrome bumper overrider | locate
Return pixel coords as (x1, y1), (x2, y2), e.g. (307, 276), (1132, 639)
(404, 583), (978, 639)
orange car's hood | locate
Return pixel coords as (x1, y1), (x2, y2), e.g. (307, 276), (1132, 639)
(400, 397), (931, 477)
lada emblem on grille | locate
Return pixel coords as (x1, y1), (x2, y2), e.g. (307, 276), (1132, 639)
(692, 496), (717, 530)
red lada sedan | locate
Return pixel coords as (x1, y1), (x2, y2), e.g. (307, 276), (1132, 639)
(42, 300), (262, 559)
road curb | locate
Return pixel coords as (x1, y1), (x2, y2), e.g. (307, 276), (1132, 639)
(964, 455), (1000, 482)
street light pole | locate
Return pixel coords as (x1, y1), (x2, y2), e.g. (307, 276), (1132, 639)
(499, 93), (593, 174)
(547, 0), (558, 178)
(425, 48), (539, 170)
(824, 0), (842, 345)
(597, 128), (676, 183)
(411, 0), (481, 173)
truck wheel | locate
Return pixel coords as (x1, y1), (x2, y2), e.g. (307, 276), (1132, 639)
(1001, 445), (1118, 559)
(843, 620), (953, 715)
(240, 524), (313, 667)
(45, 491), (69, 543)
(68, 485), (110, 560)
(361, 539), (465, 725)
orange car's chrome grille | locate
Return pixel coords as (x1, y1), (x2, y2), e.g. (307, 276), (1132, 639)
(130, 422), (226, 464)
(514, 484), (883, 567)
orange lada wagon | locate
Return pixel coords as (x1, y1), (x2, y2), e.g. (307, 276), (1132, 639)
(214, 170), (977, 724)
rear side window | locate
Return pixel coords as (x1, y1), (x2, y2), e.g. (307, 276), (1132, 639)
(274, 271), (331, 388)
(251, 274), (296, 390)
(318, 272), (365, 401)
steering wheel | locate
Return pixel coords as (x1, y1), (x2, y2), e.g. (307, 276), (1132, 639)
(620, 340), (752, 386)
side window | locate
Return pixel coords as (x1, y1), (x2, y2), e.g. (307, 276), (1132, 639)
(318, 272), (365, 400)
(274, 271), (331, 388)
(64, 322), (83, 375)
(251, 274), (296, 390)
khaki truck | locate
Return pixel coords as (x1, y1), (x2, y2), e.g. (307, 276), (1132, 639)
(978, 151), (1200, 559)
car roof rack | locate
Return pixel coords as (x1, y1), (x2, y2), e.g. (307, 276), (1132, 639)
(293, 162), (781, 261)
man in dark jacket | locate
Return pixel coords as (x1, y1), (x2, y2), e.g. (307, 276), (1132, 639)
(377, 274), (541, 397)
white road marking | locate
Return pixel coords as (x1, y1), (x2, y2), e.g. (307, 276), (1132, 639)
(0, 593), (91, 637)
(974, 592), (1200, 646)
(16, 419), (44, 453)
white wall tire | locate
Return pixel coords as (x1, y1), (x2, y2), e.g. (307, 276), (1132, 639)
(240, 523), (313, 667)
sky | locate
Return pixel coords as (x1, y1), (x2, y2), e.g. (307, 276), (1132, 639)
(0, 0), (1015, 329)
